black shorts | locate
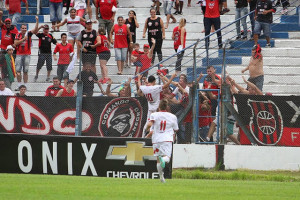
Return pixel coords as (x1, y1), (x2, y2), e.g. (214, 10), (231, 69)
(98, 51), (111, 61)
(37, 53), (52, 71)
(82, 52), (97, 65)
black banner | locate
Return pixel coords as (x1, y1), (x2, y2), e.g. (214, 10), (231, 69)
(0, 96), (147, 137)
(0, 133), (172, 179)
(235, 94), (300, 146)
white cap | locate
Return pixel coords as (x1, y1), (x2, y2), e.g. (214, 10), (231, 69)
(6, 45), (14, 51)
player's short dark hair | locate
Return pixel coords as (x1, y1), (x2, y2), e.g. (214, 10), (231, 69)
(53, 76), (59, 80)
(61, 33), (67, 38)
(19, 85), (27, 90)
(117, 16), (124, 20)
(148, 75), (156, 83)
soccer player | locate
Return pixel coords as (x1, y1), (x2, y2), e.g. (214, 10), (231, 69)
(138, 73), (176, 131)
(145, 99), (179, 183)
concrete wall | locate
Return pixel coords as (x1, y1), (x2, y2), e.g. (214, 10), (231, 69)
(173, 144), (300, 171)
(224, 145), (300, 171)
(173, 144), (216, 169)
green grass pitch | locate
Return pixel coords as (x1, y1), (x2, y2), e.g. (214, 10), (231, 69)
(0, 173), (299, 200)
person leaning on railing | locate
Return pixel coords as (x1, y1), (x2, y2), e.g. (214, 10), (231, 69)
(106, 78), (131, 97)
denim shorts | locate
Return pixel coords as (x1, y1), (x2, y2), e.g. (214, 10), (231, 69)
(15, 55), (30, 73)
(50, 2), (63, 22)
(67, 32), (80, 40)
(163, 1), (173, 15)
(8, 12), (21, 26)
(254, 21), (271, 37)
(115, 48), (127, 61)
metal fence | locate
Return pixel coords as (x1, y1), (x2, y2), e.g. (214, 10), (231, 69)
(1, 0), (299, 145)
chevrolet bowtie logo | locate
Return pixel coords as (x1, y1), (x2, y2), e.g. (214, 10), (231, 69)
(106, 141), (156, 166)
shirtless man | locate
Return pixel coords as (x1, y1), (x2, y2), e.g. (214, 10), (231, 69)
(241, 44), (264, 91)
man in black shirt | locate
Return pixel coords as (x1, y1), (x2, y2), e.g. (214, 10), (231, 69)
(253, 0), (276, 47)
(34, 24), (57, 82)
(74, 62), (104, 97)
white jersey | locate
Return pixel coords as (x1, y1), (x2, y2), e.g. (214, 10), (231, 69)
(172, 86), (189, 101)
(67, 16), (81, 34)
(150, 111), (179, 143)
(140, 85), (163, 111)
(0, 88), (14, 96)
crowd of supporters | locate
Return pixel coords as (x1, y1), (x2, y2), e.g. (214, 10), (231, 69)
(0, 0), (291, 143)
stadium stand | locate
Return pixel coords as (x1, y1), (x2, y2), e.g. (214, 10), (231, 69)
(0, 0), (299, 96)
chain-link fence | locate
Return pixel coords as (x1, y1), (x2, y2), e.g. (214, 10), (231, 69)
(0, 1), (299, 146)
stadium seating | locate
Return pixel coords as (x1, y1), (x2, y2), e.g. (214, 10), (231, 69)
(2, 0), (300, 95)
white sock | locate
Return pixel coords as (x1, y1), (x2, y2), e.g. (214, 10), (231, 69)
(157, 163), (163, 178)
(162, 156), (170, 163)
(18, 82), (21, 87)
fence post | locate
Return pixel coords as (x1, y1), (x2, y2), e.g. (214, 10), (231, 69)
(192, 40), (200, 144)
(220, 40), (230, 144)
(75, 50), (83, 136)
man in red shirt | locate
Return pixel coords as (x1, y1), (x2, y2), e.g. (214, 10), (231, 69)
(14, 16), (39, 91)
(5, 0), (29, 25)
(95, 0), (117, 42)
(204, 0), (228, 49)
(0, 11), (18, 51)
(45, 76), (65, 96)
(109, 16), (132, 75)
(53, 33), (74, 87)
(56, 79), (76, 97)
(133, 38), (156, 78)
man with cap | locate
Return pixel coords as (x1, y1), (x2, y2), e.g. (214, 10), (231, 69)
(0, 45), (16, 89)
(241, 44), (264, 91)
(132, 38), (156, 78)
(35, 24), (57, 82)
(56, 79), (76, 97)
(77, 19), (98, 73)
(0, 11), (18, 52)
(5, 0), (29, 25)
(14, 16), (39, 91)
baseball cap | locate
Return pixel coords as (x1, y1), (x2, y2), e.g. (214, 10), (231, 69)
(4, 18), (11, 23)
(144, 44), (150, 48)
(6, 45), (14, 51)
(67, 79), (75, 84)
(86, 19), (92, 24)
(44, 24), (49, 29)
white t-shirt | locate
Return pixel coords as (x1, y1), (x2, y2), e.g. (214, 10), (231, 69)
(172, 85), (189, 101)
(0, 88), (14, 96)
(67, 16), (81, 34)
(150, 111), (179, 143)
(140, 85), (163, 111)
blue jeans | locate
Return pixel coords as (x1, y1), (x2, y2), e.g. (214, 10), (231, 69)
(254, 21), (271, 37)
(8, 12), (21, 26)
(49, 2), (63, 22)
(235, 7), (248, 37)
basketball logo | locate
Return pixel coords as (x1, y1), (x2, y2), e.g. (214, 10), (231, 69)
(248, 100), (283, 145)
